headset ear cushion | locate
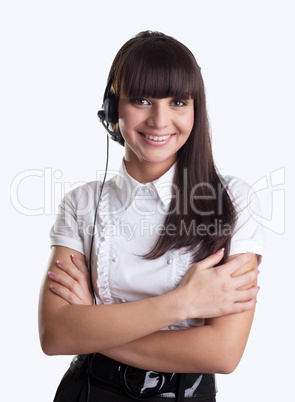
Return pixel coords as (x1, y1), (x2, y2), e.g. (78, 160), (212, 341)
(104, 94), (118, 124)
(97, 109), (106, 121)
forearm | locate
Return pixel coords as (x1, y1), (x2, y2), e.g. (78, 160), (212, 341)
(103, 308), (255, 374)
(39, 290), (185, 356)
(103, 326), (219, 374)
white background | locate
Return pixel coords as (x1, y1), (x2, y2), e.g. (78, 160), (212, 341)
(2, 0), (294, 401)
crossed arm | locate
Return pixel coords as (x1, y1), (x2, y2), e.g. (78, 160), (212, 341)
(38, 246), (259, 374)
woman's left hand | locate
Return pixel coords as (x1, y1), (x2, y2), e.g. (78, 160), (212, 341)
(48, 255), (93, 305)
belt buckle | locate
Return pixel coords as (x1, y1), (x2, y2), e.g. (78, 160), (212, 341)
(120, 365), (174, 400)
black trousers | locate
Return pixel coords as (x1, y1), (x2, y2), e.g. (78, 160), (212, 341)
(54, 354), (217, 402)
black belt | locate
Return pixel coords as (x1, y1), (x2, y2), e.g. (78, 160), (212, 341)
(71, 353), (217, 400)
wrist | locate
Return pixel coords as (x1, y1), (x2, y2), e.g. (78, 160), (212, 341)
(168, 287), (190, 322)
(146, 289), (187, 328)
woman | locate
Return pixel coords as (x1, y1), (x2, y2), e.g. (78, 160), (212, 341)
(38, 31), (265, 401)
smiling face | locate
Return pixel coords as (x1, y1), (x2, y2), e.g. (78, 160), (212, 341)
(108, 33), (202, 181)
(118, 96), (194, 182)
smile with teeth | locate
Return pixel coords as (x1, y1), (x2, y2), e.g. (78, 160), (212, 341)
(141, 133), (173, 141)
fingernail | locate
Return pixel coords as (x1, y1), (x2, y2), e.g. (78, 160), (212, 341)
(50, 285), (58, 291)
(257, 270), (260, 274)
(48, 271), (56, 277)
(56, 260), (65, 267)
(71, 254), (79, 261)
(258, 286), (261, 290)
(216, 248), (225, 255)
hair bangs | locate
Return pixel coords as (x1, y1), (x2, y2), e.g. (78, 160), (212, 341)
(113, 38), (200, 101)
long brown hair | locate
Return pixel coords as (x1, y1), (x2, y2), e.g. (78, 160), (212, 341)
(107, 31), (236, 263)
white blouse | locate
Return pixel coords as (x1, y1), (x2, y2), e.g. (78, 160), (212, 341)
(50, 160), (265, 330)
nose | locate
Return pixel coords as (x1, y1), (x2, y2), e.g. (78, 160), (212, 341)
(146, 101), (170, 129)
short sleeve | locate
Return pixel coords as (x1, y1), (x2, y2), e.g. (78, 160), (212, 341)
(49, 183), (98, 255)
(225, 176), (266, 260)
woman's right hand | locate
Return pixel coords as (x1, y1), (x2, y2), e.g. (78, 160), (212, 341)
(176, 249), (259, 320)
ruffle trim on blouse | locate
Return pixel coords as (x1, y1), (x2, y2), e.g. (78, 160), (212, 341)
(174, 247), (191, 286)
(95, 181), (115, 305)
(167, 248), (193, 330)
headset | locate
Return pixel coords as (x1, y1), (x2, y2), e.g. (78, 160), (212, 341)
(97, 78), (123, 142)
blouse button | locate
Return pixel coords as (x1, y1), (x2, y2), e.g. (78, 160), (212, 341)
(167, 258), (173, 265)
(112, 257), (118, 263)
(120, 298), (126, 303)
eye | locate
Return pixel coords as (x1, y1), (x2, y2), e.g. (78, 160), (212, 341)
(131, 98), (150, 106)
(170, 100), (187, 107)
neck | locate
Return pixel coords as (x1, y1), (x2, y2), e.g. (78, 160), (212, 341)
(123, 158), (175, 183)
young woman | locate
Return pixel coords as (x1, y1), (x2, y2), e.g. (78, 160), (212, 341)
(38, 31), (265, 402)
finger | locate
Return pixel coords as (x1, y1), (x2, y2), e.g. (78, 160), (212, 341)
(71, 254), (90, 278)
(56, 260), (86, 285)
(231, 267), (258, 289)
(70, 256), (92, 294)
(230, 295), (258, 314)
(233, 285), (260, 303)
(48, 270), (84, 300)
(222, 252), (256, 276)
(194, 248), (225, 271)
(50, 284), (84, 305)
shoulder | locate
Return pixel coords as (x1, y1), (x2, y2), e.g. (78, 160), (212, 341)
(221, 175), (266, 257)
(221, 175), (251, 197)
(221, 175), (259, 213)
(64, 181), (98, 202)
(61, 178), (114, 209)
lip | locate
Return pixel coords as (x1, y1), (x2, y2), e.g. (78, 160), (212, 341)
(139, 132), (175, 146)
